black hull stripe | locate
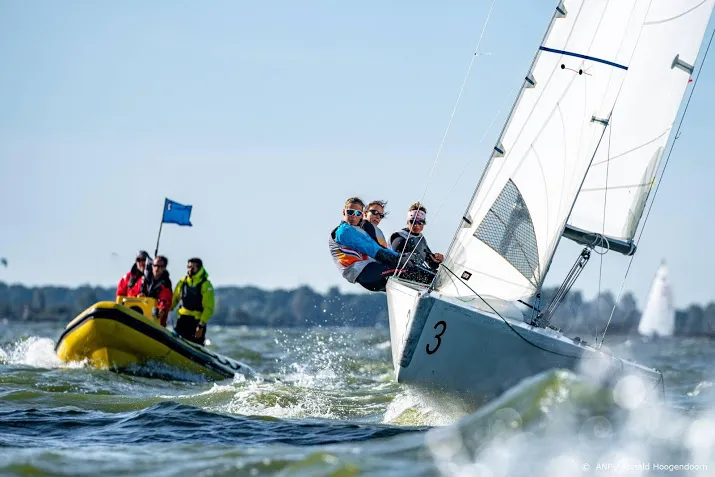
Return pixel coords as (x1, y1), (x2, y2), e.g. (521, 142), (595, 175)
(54, 307), (237, 379)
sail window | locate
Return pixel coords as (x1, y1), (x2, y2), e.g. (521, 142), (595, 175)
(474, 179), (540, 284)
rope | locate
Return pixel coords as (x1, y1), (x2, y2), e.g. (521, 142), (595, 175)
(393, 84), (516, 281)
(598, 24), (715, 348)
(440, 264), (666, 401)
(393, 0), (499, 277)
(416, 0), (498, 201)
(594, 119), (614, 341)
(441, 265), (618, 360)
(431, 83), (519, 220)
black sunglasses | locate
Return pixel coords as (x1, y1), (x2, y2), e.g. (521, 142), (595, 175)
(368, 209), (386, 218)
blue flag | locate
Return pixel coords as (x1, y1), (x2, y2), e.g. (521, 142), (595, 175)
(162, 198), (192, 226)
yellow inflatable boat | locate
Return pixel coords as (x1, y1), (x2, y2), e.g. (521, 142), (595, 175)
(55, 296), (253, 381)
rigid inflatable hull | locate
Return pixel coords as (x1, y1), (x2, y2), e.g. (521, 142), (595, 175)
(55, 302), (246, 381)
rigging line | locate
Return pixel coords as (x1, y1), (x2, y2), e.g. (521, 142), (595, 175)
(591, 92), (645, 334)
(598, 24), (715, 348)
(557, 0), (644, 225)
(399, 58), (570, 282)
(392, 85), (517, 281)
(595, 114), (614, 342)
(542, 0), (657, 300)
(442, 264), (666, 398)
(394, 0), (499, 277)
(441, 264), (620, 360)
(432, 83), (518, 219)
(435, 0), (594, 276)
(417, 0), (498, 201)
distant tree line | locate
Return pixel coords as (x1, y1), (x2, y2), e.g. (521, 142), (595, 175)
(0, 281), (713, 336)
(533, 288), (715, 339)
(0, 282), (388, 328)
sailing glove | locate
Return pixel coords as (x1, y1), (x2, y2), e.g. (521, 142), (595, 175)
(376, 248), (399, 267)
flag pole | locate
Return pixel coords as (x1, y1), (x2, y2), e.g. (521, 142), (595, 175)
(154, 222), (163, 257)
(155, 199), (166, 256)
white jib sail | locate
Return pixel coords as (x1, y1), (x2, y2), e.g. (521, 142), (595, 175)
(437, 0), (655, 301)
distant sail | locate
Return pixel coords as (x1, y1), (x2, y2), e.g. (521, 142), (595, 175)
(637, 262), (675, 337)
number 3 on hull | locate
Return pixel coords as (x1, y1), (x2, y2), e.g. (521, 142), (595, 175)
(426, 321), (446, 355)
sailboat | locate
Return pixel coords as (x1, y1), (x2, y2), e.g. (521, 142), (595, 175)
(386, 0), (714, 407)
(637, 261), (675, 338)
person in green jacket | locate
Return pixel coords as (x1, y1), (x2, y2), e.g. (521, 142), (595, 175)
(170, 257), (215, 345)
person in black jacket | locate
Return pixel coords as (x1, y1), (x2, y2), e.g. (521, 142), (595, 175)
(140, 255), (173, 326)
(390, 202), (443, 285)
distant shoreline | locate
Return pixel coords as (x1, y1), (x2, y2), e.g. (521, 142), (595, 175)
(1, 281), (714, 337)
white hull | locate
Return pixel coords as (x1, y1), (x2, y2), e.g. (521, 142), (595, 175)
(386, 277), (663, 408)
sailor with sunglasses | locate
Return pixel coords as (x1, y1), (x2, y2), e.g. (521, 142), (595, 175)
(390, 202), (443, 284)
(361, 200), (389, 248)
(328, 197), (404, 292)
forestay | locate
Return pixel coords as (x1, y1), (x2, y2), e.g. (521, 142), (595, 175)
(566, 0), (715, 250)
(437, 0), (654, 302)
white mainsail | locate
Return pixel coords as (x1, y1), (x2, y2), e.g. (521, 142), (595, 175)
(437, 0), (715, 302)
(566, 0), (715, 251)
(437, 0), (655, 301)
(637, 261), (675, 337)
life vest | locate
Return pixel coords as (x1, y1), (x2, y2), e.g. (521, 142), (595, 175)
(143, 271), (171, 299)
(119, 267), (144, 298)
(127, 263), (143, 289)
(180, 277), (206, 312)
(328, 223), (374, 283)
(390, 228), (434, 270)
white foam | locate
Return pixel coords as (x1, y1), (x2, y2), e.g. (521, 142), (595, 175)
(1, 337), (87, 369)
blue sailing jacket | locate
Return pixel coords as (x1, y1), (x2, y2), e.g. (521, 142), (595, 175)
(335, 222), (398, 260)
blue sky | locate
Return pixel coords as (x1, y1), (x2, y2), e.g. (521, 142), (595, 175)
(1, 1), (714, 310)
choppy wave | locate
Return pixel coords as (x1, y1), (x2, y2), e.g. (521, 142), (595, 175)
(1, 322), (714, 476)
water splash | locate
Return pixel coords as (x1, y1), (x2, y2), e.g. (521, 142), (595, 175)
(0, 337), (86, 369)
(418, 370), (715, 477)
(688, 381), (713, 397)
